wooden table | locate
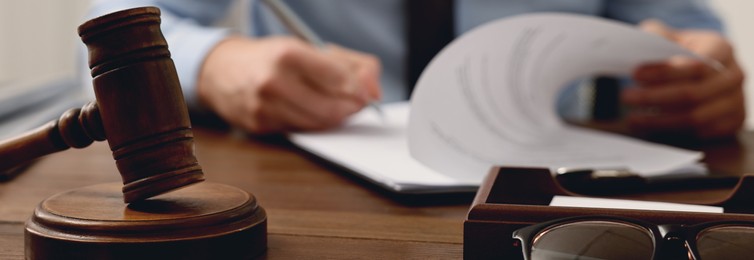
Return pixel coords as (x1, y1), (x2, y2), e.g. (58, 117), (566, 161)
(2, 127), (753, 259)
(0, 128), (466, 259)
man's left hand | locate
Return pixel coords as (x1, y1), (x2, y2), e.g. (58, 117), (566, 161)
(622, 20), (746, 139)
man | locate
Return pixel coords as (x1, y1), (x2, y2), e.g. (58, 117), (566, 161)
(85, 0), (745, 138)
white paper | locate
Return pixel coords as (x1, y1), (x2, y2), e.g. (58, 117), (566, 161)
(550, 195), (723, 213)
(409, 13), (704, 182)
(289, 102), (478, 193)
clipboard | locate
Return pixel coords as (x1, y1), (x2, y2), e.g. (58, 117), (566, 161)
(289, 102), (481, 195)
(464, 167), (754, 259)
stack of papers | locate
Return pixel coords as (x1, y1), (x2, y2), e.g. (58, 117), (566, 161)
(291, 102), (477, 193)
(291, 13), (706, 194)
(408, 13), (704, 182)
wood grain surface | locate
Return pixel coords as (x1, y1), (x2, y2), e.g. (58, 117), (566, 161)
(2, 127), (753, 259)
(0, 127), (467, 259)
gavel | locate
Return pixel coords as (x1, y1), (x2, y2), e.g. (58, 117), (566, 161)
(15, 8), (266, 258)
(0, 7), (204, 203)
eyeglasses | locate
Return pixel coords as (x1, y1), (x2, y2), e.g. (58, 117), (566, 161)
(512, 216), (754, 260)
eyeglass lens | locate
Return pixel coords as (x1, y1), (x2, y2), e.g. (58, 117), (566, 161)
(530, 221), (654, 260)
(697, 225), (754, 260)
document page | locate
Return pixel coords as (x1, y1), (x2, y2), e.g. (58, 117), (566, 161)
(290, 102), (478, 193)
(409, 13), (704, 182)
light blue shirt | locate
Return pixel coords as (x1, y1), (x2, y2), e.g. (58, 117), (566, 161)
(85, 0), (723, 113)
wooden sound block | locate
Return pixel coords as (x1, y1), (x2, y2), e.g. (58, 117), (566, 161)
(25, 182), (267, 259)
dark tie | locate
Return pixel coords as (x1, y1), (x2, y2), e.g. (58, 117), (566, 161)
(406, 0), (455, 97)
(591, 76), (621, 121)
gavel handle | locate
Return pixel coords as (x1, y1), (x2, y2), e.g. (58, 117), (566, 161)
(0, 101), (105, 179)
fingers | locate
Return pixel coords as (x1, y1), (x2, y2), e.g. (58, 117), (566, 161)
(633, 59), (711, 84)
(639, 19), (677, 41)
(623, 65), (742, 108)
(689, 80), (745, 139)
(196, 36), (379, 134)
(253, 74), (364, 131)
(240, 95), (359, 133)
(624, 22), (746, 139)
(278, 39), (382, 104)
(678, 31), (733, 66)
(623, 63), (745, 138)
(276, 39), (354, 97)
(641, 19), (734, 66)
(625, 87), (742, 129)
(327, 45), (383, 101)
(259, 40), (380, 132)
(626, 90), (745, 138)
(626, 24), (745, 113)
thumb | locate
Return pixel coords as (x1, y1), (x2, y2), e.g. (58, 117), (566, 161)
(639, 19), (678, 42)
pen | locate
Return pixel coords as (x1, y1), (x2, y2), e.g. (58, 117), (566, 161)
(554, 167), (739, 195)
(262, 0), (386, 120)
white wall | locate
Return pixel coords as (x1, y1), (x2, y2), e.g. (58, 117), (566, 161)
(0, 0), (90, 83)
(710, 0), (754, 129)
(0, 0), (753, 126)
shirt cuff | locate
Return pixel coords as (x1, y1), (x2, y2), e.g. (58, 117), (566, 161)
(164, 23), (230, 111)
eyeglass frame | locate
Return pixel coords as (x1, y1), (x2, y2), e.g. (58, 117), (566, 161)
(512, 215), (754, 260)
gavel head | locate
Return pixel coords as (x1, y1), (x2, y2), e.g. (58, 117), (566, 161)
(78, 7), (204, 203)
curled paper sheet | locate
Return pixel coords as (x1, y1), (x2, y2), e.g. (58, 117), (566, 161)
(408, 13), (704, 182)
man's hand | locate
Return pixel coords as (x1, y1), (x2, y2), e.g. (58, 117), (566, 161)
(197, 36), (382, 134)
(622, 20), (745, 139)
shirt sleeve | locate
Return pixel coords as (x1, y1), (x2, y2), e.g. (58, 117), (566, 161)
(84, 0), (233, 109)
(604, 0), (724, 32)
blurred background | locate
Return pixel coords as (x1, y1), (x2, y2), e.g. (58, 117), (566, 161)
(0, 0), (89, 83)
(0, 0), (752, 127)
